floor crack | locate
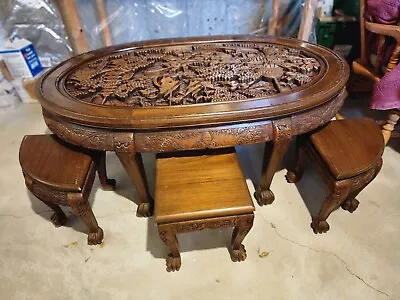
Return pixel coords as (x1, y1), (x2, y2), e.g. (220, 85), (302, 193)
(260, 215), (393, 300)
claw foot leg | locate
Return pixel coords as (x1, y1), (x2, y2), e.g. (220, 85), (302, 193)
(40, 201), (66, 228)
(136, 202), (152, 217)
(285, 170), (300, 183)
(87, 227), (104, 245)
(166, 254), (182, 272)
(50, 211), (67, 227)
(254, 188), (275, 206)
(341, 198), (359, 213)
(258, 120), (292, 206)
(231, 244), (247, 262)
(231, 215), (253, 262)
(117, 151), (152, 219)
(96, 152), (117, 191)
(312, 182), (349, 234)
(286, 138), (305, 183)
(311, 219), (330, 234)
(158, 226), (181, 272)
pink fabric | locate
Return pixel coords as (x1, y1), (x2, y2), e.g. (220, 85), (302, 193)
(365, 0), (400, 110)
(371, 63), (400, 110)
(365, 0), (399, 63)
(365, 0), (400, 24)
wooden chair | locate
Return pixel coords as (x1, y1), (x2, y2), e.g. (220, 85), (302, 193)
(286, 118), (384, 234)
(349, 0), (400, 144)
(154, 148), (254, 272)
(19, 135), (116, 245)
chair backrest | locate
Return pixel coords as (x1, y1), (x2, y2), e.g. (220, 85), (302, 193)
(360, 0), (400, 74)
(360, 0), (368, 66)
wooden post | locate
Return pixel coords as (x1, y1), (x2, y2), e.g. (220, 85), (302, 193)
(360, 0), (367, 66)
(97, 0), (113, 47)
(382, 111), (400, 145)
(297, 0), (317, 41)
(55, 0), (89, 55)
(268, 0), (280, 36)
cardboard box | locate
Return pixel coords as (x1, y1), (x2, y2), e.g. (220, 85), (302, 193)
(0, 38), (43, 79)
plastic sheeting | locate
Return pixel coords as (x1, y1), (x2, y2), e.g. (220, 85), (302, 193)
(0, 0), (71, 66)
(0, 0), (313, 66)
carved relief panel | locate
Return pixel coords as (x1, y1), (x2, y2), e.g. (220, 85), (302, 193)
(65, 42), (321, 107)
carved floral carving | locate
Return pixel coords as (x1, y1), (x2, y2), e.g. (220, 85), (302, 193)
(65, 42), (321, 107)
(135, 122), (273, 152)
(43, 112), (134, 152)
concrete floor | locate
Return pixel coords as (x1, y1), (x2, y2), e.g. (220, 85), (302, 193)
(0, 103), (399, 300)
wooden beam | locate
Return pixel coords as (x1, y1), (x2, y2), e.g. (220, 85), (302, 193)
(56, 0), (89, 55)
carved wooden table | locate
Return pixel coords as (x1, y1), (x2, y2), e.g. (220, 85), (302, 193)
(36, 35), (349, 217)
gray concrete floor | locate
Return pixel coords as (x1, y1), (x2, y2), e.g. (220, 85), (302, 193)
(0, 102), (399, 299)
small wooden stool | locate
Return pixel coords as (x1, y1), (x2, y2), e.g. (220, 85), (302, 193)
(155, 148), (255, 272)
(19, 135), (116, 245)
(286, 118), (384, 234)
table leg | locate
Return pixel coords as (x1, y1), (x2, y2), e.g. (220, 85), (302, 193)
(255, 121), (292, 206)
(116, 151), (153, 217)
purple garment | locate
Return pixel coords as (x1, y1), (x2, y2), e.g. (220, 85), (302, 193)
(371, 63), (400, 110)
(365, 0), (400, 24)
(365, 0), (400, 110)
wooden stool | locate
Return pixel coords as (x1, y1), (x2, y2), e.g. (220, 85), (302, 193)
(155, 148), (255, 272)
(286, 118), (384, 234)
(19, 135), (116, 245)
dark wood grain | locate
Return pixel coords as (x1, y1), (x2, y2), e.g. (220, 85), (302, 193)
(155, 148), (254, 272)
(255, 119), (292, 205)
(116, 151), (152, 217)
(36, 35), (349, 215)
(19, 135), (92, 192)
(37, 35), (349, 129)
(19, 135), (116, 244)
(309, 118), (384, 179)
(286, 119), (384, 234)
(64, 42), (321, 107)
(155, 148), (254, 223)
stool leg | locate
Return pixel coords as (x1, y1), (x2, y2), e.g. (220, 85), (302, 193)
(68, 194), (103, 245)
(341, 188), (361, 213)
(311, 182), (349, 234)
(231, 215), (254, 262)
(95, 152), (116, 191)
(342, 158), (383, 213)
(41, 200), (67, 227)
(286, 137), (306, 183)
(158, 225), (181, 272)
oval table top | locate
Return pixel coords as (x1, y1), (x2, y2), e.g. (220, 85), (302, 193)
(37, 35), (349, 130)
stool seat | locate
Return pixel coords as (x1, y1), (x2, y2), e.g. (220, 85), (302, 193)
(286, 118), (384, 234)
(155, 148), (254, 224)
(19, 135), (93, 192)
(19, 134), (116, 245)
(310, 118), (384, 180)
(154, 148), (255, 271)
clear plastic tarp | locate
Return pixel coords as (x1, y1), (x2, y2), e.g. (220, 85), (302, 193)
(1, 0), (314, 66)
